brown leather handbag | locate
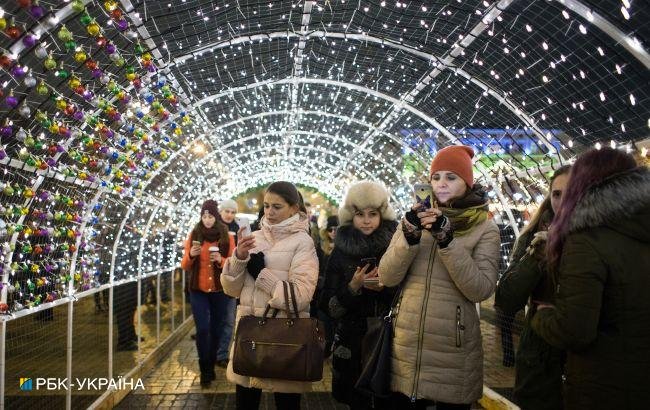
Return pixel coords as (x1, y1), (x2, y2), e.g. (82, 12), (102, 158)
(232, 281), (325, 381)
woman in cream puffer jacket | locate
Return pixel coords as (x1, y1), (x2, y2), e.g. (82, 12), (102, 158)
(379, 145), (500, 408)
(221, 203), (318, 397)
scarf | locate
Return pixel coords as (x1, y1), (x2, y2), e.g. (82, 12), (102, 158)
(187, 221), (230, 292)
(441, 184), (489, 236)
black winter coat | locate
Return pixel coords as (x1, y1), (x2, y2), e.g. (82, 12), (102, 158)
(495, 210), (564, 410)
(531, 167), (650, 410)
(318, 220), (397, 406)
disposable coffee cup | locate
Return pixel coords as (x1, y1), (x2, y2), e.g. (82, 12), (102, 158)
(208, 246), (219, 254)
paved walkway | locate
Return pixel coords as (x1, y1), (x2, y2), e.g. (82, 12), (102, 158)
(116, 311), (515, 408)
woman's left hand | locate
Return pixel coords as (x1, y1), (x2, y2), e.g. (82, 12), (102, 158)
(417, 207), (443, 230)
(209, 252), (223, 264)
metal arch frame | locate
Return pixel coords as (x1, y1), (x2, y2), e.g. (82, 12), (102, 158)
(553, 0), (650, 69)
(194, 144), (385, 185)
(188, 131), (406, 189)
(202, 110), (408, 149)
(201, 157), (374, 202)
(169, 30), (572, 158)
(219, 131), (398, 162)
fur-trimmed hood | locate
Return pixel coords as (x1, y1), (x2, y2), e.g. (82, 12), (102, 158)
(339, 181), (396, 226)
(334, 220), (398, 257)
(569, 167), (650, 242)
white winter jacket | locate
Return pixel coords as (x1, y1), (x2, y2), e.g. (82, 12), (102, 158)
(221, 212), (319, 393)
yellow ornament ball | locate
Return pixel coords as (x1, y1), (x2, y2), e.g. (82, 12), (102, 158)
(68, 77), (81, 89)
(104, 0), (118, 11)
(74, 50), (87, 63)
(174, 128), (182, 136)
(49, 123), (60, 134)
(56, 99), (68, 110)
(125, 72), (136, 81)
(87, 22), (101, 37)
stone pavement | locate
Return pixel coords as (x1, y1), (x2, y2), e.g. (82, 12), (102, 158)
(115, 311), (515, 408)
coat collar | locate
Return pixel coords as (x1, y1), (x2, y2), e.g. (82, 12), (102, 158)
(260, 212), (309, 244)
(569, 167), (650, 233)
(334, 220), (398, 257)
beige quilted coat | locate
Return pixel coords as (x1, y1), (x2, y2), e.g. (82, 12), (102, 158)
(378, 220), (500, 404)
(221, 212), (319, 393)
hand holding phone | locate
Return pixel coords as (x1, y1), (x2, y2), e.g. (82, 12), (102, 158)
(190, 240), (201, 257)
(236, 217), (252, 238)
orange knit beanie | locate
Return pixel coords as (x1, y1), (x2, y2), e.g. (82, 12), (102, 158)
(429, 145), (475, 187)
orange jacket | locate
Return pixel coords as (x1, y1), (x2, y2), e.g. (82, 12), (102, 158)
(181, 233), (235, 292)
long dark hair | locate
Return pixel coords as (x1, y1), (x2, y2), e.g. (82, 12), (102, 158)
(547, 148), (637, 270)
(266, 181), (307, 212)
(191, 217), (230, 257)
(519, 165), (571, 237)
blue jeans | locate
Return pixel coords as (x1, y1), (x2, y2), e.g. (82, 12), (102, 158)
(217, 296), (236, 361)
(189, 290), (231, 365)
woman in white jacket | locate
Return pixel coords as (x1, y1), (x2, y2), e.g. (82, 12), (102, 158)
(221, 181), (319, 410)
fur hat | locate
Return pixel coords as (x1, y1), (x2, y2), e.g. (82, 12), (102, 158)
(200, 199), (219, 218)
(430, 145), (475, 187)
(220, 199), (238, 212)
(339, 181), (396, 226)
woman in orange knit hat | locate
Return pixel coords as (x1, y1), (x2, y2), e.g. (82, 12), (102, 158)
(379, 145), (501, 409)
(181, 199), (235, 387)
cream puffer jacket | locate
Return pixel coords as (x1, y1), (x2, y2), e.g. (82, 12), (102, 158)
(221, 212), (319, 393)
(378, 219), (500, 404)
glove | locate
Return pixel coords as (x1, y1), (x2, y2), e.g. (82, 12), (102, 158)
(527, 231), (548, 260)
(402, 218), (422, 245)
(247, 252), (265, 280)
(405, 209), (423, 230)
(428, 213), (449, 232)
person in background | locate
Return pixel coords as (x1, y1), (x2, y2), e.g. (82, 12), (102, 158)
(250, 206), (265, 232)
(379, 145), (501, 409)
(181, 200), (235, 387)
(220, 199), (240, 245)
(495, 165), (571, 409)
(221, 181), (319, 410)
(215, 198), (240, 368)
(531, 148), (650, 409)
(311, 215), (339, 357)
(305, 201), (321, 249)
(319, 181), (398, 409)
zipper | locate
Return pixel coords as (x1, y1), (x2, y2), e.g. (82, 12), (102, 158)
(456, 306), (465, 347)
(246, 340), (302, 351)
(410, 245), (438, 402)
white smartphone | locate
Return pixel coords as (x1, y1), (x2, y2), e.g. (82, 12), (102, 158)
(236, 217), (252, 237)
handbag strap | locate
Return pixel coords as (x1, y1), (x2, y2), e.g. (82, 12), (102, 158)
(287, 281), (299, 317)
(282, 281), (300, 319)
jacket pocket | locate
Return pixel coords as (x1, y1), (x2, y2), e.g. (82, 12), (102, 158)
(455, 305), (465, 347)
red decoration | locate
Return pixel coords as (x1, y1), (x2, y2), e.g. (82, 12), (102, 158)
(84, 59), (97, 70)
(17, 0), (33, 8)
(96, 36), (107, 47)
(5, 25), (22, 39)
(111, 9), (122, 19)
(0, 54), (13, 68)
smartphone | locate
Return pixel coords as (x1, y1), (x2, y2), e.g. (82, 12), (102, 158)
(359, 257), (377, 271)
(236, 217), (252, 237)
(413, 183), (435, 209)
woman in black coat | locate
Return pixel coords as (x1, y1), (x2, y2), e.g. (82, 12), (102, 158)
(319, 181), (397, 410)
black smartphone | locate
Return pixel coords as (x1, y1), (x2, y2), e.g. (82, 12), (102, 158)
(359, 257), (377, 271)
